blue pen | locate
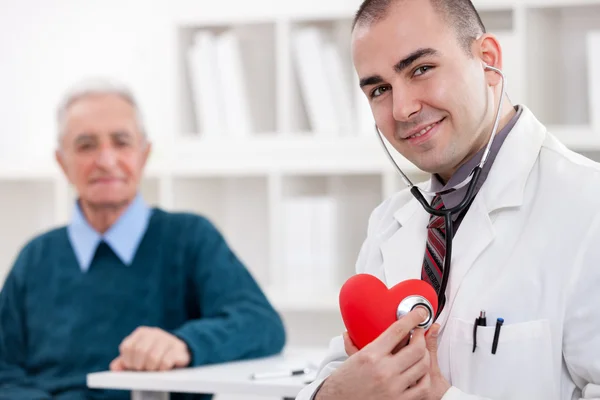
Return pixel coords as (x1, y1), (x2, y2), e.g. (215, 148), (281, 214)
(491, 318), (504, 354)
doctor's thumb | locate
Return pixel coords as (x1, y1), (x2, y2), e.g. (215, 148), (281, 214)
(425, 323), (452, 396)
(425, 324), (441, 355)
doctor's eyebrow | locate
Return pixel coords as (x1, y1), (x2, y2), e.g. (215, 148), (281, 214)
(359, 47), (440, 89)
(359, 75), (384, 88)
(394, 47), (439, 73)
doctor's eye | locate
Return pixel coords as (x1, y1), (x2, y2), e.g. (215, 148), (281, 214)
(413, 65), (433, 77)
(370, 85), (391, 99)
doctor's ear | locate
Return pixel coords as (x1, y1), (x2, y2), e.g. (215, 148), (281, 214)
(475, 33), (503, 86)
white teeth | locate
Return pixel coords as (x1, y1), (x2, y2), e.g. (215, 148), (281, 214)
(409, 121), (438, 139)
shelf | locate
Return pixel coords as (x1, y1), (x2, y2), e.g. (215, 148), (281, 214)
(176, 21), (277, 139)
(549, 125), (600, 151)
(0, 181), (59, 283)
(0, 156), (167, 182)
(524, 0), (600, 8)
(1, 128), (598, 183)
(170, 176), (271, 285)
(471, 0), (516, 11)
(171, 1), (600, 23)
(525, 4), (600, 126)
(169, 136), (418, 175)
(271, 173), (383, 292)
(1, 126), (598, 184)
(0, 162), (61, 181)
(473, 0), (600, 8)
(265, 287), (340, 312)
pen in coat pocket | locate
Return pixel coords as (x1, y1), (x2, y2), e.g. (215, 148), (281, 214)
(472, 310), (487, 353)
(491, 317), (504, 354)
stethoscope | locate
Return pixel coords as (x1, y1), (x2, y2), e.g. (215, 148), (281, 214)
(375, 64), (506, 326)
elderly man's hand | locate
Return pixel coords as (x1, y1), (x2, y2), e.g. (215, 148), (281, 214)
(109, 326), (191, 371)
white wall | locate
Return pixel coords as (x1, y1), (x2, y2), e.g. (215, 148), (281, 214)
(0, 0), (176, 164)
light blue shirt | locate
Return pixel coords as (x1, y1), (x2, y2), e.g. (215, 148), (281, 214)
(67, 193), (152, 272)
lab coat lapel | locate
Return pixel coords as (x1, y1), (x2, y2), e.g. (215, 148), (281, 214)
(435, 105), (548, 328)
(379, 196), (430, 285)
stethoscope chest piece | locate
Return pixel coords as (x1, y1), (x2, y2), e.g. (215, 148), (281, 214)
(396, 295), (435, 330)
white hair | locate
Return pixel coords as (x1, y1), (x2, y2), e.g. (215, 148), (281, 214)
(56, 77), (147, 146)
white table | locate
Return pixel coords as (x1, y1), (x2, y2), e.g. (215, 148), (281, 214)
(87, 347), (327, 400)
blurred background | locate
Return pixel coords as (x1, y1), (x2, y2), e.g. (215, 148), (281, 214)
(1, 0), (600, 350)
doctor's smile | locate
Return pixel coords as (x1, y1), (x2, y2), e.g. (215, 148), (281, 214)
(400, 116), (446, 145)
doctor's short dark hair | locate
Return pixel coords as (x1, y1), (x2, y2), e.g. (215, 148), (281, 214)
(352, 0), (487, 55)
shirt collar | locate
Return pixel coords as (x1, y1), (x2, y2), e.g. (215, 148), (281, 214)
(430, 105), (523, 211)
(67, 193), (152, 272)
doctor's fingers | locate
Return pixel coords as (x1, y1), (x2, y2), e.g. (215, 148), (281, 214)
(343, 332), (359, 356)
(389, 328), (428, 374)
(401, 372), (432, 400)
(390, 338), (430, 392)
(369, 308), (428, 356)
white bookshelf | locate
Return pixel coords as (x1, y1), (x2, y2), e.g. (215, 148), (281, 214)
(170, 0), (600, 315)
(2, 1), (600, 340)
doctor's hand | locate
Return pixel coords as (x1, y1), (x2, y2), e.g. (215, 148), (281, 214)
(424, 323), (451, 400)
(109, 326), (191, 371)
(315, 308), (432, 400)
(343, 330), (410, 356)
(342, 321), (450, 400)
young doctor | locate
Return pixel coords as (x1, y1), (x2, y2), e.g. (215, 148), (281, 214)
(296, 0), (600, 399)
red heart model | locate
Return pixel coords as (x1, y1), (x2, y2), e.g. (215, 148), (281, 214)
(339, 273), (438, 350)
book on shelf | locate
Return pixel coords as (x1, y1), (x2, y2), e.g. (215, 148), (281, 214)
(322, 40), (354, 136)
(187, 29), (253, 139)
(292, 27), (340, 136)
(293, 26), (371, 137)
(281, 196), (338, 296)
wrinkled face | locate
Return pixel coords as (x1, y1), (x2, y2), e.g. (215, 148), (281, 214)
(352, 0), (496, 179)
(56, 94), (150, 208)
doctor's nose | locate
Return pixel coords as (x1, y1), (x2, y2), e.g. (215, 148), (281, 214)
(392, 88), (421, 122)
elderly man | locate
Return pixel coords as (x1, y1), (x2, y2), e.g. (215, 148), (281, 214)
(0, 78), (286, 400)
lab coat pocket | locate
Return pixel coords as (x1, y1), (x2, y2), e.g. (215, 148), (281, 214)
(448, 317), (557, 399)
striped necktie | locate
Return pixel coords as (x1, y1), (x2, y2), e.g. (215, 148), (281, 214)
(422, 194), (446, 294)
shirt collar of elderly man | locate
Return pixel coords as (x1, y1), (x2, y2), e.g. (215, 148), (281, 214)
(0, 78), (286, 400)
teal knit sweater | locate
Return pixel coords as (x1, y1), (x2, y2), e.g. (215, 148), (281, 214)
(0, 209), (286, 400)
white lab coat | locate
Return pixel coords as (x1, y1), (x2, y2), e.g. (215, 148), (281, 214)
(296, 106), (600, 400)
